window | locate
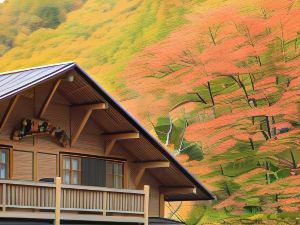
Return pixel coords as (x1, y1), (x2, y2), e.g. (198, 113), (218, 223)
(0, 148), (9, 179)
(106, 161), (123, 189)
(62, 156), (81, 185)
(61, 154), (124, 188)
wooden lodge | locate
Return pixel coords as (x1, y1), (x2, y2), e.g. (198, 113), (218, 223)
(0, 62), (214, 225)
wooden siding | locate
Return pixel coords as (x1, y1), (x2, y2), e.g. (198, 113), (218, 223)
(0, 75), (188, 218)
(37, 152), (57, 181)
(12, 150), (33, 180)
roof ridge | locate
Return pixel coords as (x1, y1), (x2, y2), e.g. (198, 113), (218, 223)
(0, 61), (75, 76)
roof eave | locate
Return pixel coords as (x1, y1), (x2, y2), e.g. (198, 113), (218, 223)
(73, 63), (216, 201)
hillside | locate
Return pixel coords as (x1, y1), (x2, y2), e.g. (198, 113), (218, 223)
(1, 0), (300, 224)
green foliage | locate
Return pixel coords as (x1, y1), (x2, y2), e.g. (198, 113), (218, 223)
(221, 158), (258, 177)
(154, 116), (203, 160)
(185, 205), (207, 225)
(36, 5), (62, 29)
(0, 0), (86, 55)
(243, 206), (263, 214)
(180, 140), (204, 161)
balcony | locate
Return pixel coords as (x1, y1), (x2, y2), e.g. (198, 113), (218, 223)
(0, 178), (149, 224)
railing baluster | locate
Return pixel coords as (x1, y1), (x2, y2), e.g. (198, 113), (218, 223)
(2, 183), (6, 211)
(0, 179), (146, 218)
(103, 191), (107, 216)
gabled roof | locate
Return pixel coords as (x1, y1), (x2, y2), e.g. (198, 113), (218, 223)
(0, 62), (74, 100)
(0, 62), (215, 201)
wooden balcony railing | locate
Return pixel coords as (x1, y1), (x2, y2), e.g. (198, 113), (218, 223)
(0, 178), (149, 225)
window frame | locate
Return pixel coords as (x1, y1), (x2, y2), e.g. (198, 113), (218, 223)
(0, 146), (11, 180)
(106, 161), (124, 189)
(62, 155), (81, 185)
(60, 153), (125, 188)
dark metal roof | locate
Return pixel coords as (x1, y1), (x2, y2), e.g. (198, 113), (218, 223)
(0, 62), (215, 201)
(0, 62), (75, 100)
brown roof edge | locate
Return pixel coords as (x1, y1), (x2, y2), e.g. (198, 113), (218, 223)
(73, 64), (216, 201)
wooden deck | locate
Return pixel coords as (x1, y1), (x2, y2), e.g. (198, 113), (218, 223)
(0, 179), (149, 224)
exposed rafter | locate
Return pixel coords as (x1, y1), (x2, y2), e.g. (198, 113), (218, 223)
(71, 103), (108, 111)
(103, 132), (139, 155)
(39, 79), (61, 118)
(71, 103), (108, 147)
(71, 109), (93, 146)
(0, 95), (19, 132)
(134, 161), (170, 186)
(159, 186), (196, 195)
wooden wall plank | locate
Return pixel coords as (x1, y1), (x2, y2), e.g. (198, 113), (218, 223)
(12, 150), (33, 180)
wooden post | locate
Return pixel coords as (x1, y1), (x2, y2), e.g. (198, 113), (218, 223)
(55, 177), (61, 225)
(159, 193), (164, 218)
(103, 191), (107, 216)
(2, 183), (6, 211)
(144, 185), (150, 225)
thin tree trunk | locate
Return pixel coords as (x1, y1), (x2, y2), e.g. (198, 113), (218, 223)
(237, 76), (251, 106)
(209, 27), (216, 46)
(249, 73), (255, 90)
(220, 165), (224, 175)
(287, 78), (291, 87)
(165, 115), (173, 145)
(207, 81), (215, 106)
(249, 138), (255, 150)
(265, 116), (271, 138)
(257, 56), (262, 66)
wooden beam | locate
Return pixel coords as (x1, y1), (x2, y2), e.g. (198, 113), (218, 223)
(144, 185), (150, 225)
(104, 132), (139, 155)
(39, 79), (61, 118)
(103, 132), (139, 140)
(159, 186), (196, 195)
(71, 103), (108, 111)
(71, 109), (93, 146)
(159, 193), (165, 218)
(55, 177), (61, 225)
(134, 161), (170, 168)
(71, 103), (107, 147)
(0, 95), (19, 132)
(134, 161), (170, 186)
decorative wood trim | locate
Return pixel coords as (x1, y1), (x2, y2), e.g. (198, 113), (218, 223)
(71, 103), (108, 111)
(134, 161), (170, 186)
(159, 193), (165, 218)
(39, 79), (61, 118)
(159, 186), (196, 195)
(71, 109), (92, 146)
(0, 95), (19, 132)
(103, 132), (139, 155)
